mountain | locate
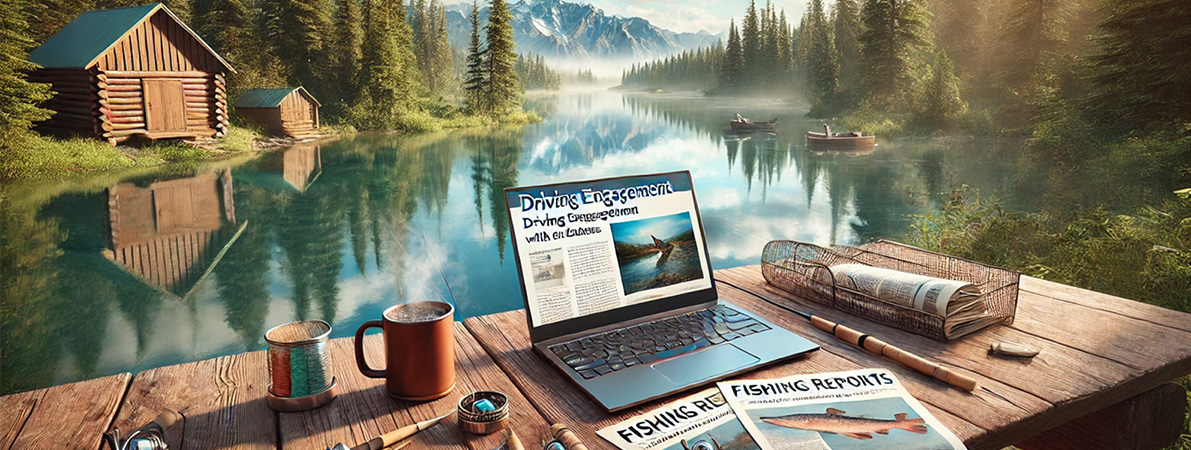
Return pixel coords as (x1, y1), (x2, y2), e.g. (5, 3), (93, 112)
(444, 0), (722, 61)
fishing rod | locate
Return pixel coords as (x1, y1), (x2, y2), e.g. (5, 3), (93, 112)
(714, 278), (978, 392)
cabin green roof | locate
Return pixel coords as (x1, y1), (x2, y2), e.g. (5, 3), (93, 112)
(236, 87), (321, 108)
(28, 3), (233, 72)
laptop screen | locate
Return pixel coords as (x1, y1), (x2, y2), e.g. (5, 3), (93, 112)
(506, 172), (714, 328)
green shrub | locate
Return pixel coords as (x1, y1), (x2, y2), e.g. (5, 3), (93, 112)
(840, 106), (905, 136)
(395, 109), (444, 133)
(907, 186), (1191, 313)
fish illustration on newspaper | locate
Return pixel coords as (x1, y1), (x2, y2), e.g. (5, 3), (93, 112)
(719, 369), (966, 449)
(759, 408), (927, 440)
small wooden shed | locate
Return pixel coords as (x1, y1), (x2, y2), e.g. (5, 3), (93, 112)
(28, 3), (234, 144)
(235, 87), (321, 138)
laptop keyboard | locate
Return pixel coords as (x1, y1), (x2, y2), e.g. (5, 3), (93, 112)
(547, 305), (772, 379)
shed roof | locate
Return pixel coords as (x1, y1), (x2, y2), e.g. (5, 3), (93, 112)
(236, 87), (322, 108)
(29, 3), (234, 72)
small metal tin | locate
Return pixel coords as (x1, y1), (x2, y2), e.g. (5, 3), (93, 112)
(457, 390), (510, 435)
(265, 320), (336, 411)
(267, 377), (338, 412)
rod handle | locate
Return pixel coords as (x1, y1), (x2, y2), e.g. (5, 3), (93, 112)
(505, 429), (525, 450)
(809, 316), (978, 391)
(550, 424), (588, 450)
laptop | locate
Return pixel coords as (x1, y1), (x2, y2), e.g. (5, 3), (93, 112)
(504, 171), (818, 412)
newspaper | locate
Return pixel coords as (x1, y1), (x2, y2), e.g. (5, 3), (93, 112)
(718, 369), (966, 450)
(829, 264), (995, 339)
(597, 387), (761, 450)
(506, 174), (714, 327)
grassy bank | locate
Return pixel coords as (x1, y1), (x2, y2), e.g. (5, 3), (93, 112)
(1, 126), (268, 181)
(1, 107), (539, 182)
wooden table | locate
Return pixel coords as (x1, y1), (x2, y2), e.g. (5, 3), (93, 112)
(2, 265), (1188, 450)
(465, 265), (1191, 450)
(0, 324), (553, 450)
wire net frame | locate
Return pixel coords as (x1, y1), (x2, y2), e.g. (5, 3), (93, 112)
(761, 239), (1019, 341)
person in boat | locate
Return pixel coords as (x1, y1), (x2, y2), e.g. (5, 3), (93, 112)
(735, 114), (753, 124)
(822, 124), (863, 138)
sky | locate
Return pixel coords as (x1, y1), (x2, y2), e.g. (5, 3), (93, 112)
(444, 0), (809, 35)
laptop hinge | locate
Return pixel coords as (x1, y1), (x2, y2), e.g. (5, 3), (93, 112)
(537, 300), (720, 347)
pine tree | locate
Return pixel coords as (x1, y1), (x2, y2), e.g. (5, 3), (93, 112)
(392, 0), (421, 95)
(23, 0), (92, 44)
(776, 11), (793, 76)
(859, 0), (933, 109)
(931, 0), (992, 89)
(464, 0), (486, 112)
(760, 2), (776, 79)
(790, 19), (801, 70)
(805, 0), (838, 114)
(270, 0), (335, 97)
(832, 0), (862, 105)
(485, 0), (520, 115)
(720, 19), (745, 91)
(1, 0), (52, 149)
(413, 0), (431, 86)
(916, 50), (966, 128)
(423, 0), (453, 93)
(94, 0), (191, 22)
(741, 0), (761, 84)
(328, 0), (363, 110)
(1084, 0), (1191, 132)
(995, 0), (1070, 124)
(193, 0), (262, 98)
(358, 0), (413, 125)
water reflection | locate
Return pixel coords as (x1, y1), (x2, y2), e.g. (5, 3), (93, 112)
(106, 170), (240, 298)
(1, 91), (1033, 394)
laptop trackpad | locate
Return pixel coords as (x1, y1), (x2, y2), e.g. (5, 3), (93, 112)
(652, 345), (759, 386)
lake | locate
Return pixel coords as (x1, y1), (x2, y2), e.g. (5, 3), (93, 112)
(0, 89), (1039, 394)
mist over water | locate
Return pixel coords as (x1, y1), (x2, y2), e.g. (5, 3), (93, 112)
(1, 88), (1039, 394)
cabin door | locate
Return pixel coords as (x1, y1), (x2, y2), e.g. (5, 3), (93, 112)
(143, 79), (187, 132)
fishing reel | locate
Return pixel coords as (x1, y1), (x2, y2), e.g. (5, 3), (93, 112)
(102, 410), (181, 450)
(681, 434), (722, 450)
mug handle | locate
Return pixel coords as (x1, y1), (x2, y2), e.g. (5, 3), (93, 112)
(354, 320), (386, 378)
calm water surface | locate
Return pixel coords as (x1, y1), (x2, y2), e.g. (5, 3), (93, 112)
(0, 89), (1039, 394)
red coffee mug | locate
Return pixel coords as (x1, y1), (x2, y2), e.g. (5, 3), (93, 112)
(354, 301), (456, 401)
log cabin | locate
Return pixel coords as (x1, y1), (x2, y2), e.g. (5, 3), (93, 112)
(28, 3), (234, 145)
(235, 87), (322, 139)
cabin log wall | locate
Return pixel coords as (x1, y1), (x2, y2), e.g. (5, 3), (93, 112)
(30, 68), (100, 137)
(97, 71), (226, 144)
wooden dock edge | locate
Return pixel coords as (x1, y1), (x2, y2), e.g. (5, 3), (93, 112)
(0, 372), (131, 449)
(1016, 382), (1187, 450)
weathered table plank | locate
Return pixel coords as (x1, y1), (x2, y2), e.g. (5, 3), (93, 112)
(279, 323), (554, 450)
(1020, 276), (1191, 334)
(464, 285), (992, 449)
(465, 265), (1191, 450)
(714, 266), (1191, 447)
(0, 373), (131, 450)
(111, 351), (275, 450)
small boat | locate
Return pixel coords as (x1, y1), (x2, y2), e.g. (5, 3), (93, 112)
(806, 125), (876, 151)
(730, 114), (777, 133)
